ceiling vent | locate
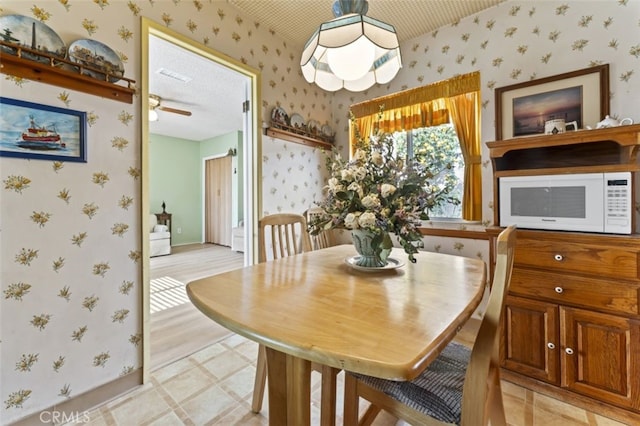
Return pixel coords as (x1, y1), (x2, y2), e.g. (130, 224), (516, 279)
(155, 67), (192, 83)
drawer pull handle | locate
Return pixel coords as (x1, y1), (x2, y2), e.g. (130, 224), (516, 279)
(565, 348), (574, 355)
(547, 342), (555, 350)
(554, 254), (563, 261)
(554, 287), (564, 294)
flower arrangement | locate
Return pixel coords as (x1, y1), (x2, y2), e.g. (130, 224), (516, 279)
(309, 113), (456, 264)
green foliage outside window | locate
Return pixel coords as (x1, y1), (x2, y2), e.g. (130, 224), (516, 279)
(393, 123), (464, 218)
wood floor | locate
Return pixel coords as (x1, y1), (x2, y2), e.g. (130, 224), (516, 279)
(150, 243), (245, 371)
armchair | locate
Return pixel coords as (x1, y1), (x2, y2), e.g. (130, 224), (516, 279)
(150, 214), (171, 257)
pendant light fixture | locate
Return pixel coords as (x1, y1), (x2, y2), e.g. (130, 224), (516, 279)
(300, 0), (402, 92)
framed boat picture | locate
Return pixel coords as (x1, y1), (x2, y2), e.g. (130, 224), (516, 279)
(0, 97), (87, 162)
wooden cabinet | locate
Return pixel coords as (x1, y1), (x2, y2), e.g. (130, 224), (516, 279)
(504, 296), (640, 410)
(503, 295), (559, 384)
(561, 306), (640, 411)
(488, 126), (640, 423)
(499, 230), (640, 416)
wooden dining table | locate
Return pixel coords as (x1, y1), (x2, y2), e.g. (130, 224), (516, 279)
(186, 244), (487, 426)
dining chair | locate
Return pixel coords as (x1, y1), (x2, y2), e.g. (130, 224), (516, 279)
(305, 207), (335, 250)
(252, 213), (339, 425)
(342, 225), (517, 426)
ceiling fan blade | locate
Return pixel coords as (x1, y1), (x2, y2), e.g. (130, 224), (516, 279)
(158, 106), (192, 116)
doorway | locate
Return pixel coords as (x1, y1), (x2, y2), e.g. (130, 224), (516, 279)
(141, 17), (261, 380)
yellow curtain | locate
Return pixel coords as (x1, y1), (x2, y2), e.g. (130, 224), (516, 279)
(349, 71), (479, 144)
(447, 92), (482, 221)
(350, 71), (480, 119)
(349, 98), (450, 151)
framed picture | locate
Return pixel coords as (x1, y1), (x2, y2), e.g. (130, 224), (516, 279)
(494, 64), (609, 140)
(0, 97), (87, 162)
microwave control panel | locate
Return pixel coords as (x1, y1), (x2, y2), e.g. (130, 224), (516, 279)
(604, 172), (632, 234)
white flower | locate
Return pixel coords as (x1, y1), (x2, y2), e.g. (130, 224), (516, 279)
(361, 194), (380, 209)
(381, 183), (396, 198)
(344, 213), (359, 229)
(371, 151), (383, 166)
(327, 178), (341, 192)
(347, 182), (363, 198)
(341, 169), (355, 182)
(353, 149), (366, 161)
(358, 211), (377, 228)
(354, 166), (367, 181)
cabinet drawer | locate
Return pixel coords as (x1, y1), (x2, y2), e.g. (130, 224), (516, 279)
(514, 238), (639, 280)
(510, 268), (640, 316)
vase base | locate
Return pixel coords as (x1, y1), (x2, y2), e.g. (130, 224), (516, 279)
(345, 256), (404, 272)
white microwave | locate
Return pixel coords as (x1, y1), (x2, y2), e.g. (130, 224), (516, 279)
(499, 172), (632, 234)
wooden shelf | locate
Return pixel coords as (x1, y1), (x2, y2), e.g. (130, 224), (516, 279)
(487, 124), (640, 175)
(267, 127), (333, 150)
(487, 124), (640, 160)
(0, 42), (135, 104)
(488, 124), (640, 227)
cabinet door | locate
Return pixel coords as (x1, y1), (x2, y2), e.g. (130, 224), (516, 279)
(503, 295), (559, 384)
(561, 307), (640, 411)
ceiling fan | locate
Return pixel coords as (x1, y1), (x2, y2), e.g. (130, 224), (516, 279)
(148, 94), (192, 120)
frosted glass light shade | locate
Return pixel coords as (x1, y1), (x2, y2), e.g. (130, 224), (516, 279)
(300, 13), (402, 92)
(327, 36), (375, 80)
(149, 109), (159, 122)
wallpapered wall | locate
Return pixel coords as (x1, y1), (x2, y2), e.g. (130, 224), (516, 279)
(1, 0), (639, 423)
(0, 1), (330, 423)
(335, 0), (640, 230)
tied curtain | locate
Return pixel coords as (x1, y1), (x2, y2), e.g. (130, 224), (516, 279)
(349, 71), (481, 221)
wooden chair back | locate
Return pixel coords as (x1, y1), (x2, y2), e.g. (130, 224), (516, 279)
(460, 224), (516, 425)
(252, 212), (337, 424)
(343, 225), (517, 426)
(258, 213), (312, 263)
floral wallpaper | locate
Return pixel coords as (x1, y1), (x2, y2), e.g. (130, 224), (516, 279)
(261, 138), (325, 217)
(0, 1), (329, 423)
(334, 0), (640, 228)
(1, 0), (638, 423)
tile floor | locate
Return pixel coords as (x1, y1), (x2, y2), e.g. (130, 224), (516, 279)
(77, 332), (632, 426)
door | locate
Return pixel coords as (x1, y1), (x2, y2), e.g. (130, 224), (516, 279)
(561, 306), (640, 410)
(205, 156), (232, 246)
(503, 295), (560, 384)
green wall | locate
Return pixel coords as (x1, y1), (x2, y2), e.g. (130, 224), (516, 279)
(150, 131), (243, 246)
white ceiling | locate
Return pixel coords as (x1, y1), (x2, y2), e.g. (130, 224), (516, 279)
(148, 35), (247, 141)
(148, 0), (503, 141)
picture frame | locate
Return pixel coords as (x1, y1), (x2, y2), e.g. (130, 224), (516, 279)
(494, 64), (609, 140)
(0, 97), (87, 162)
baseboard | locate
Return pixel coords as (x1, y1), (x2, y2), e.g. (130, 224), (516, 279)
(9, 369), (142, 425)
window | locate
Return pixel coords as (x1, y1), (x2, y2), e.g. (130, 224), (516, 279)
(392, 123), (464, 218)
(349, 71), (482, 221)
